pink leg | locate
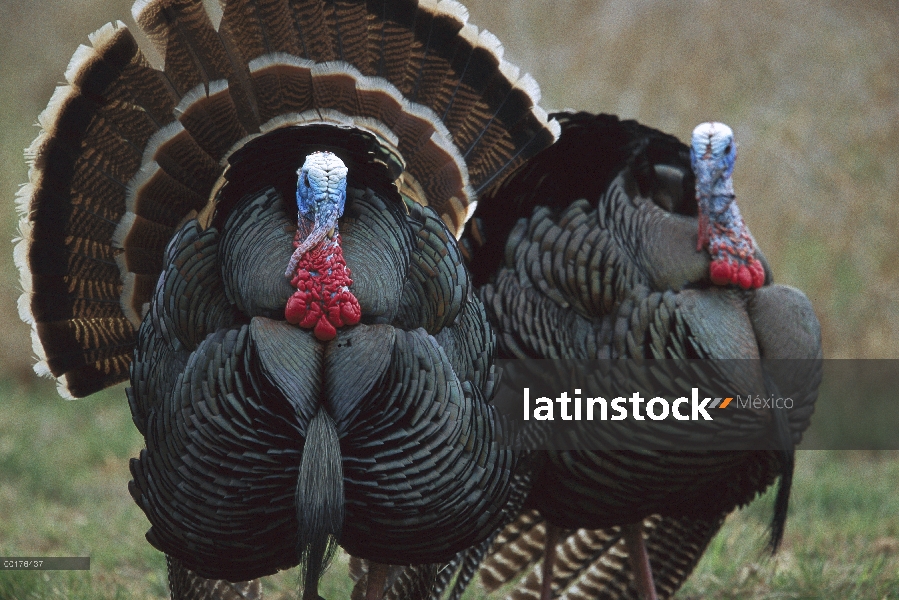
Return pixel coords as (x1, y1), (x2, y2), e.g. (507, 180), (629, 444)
(540, 523), (560, 600)
(365, 562), (388, 600)
(623, 522), (659, 600)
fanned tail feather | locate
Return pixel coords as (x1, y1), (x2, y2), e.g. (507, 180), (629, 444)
(17, 0), (558, 398)
(16, 21), (173, 397)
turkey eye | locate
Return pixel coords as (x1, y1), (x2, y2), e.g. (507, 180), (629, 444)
(724, 144), (732, 155)
(304, 174), (310, 187)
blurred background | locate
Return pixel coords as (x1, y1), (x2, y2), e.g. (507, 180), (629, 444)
(0, 0), (897, 598)
(1, 0), (897, 373)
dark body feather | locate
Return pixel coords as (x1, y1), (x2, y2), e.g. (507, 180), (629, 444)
(16, 1), (559, 598)
(446, 112), (822, 600)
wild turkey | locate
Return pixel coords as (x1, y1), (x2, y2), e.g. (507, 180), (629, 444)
(13, 0), (561, 598)
(436, 112), (822, 599)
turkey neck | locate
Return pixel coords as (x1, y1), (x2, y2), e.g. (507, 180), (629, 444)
(694, 160), (743, 249)
(694, 160), (736, 225)
(284, 151), (361, 341)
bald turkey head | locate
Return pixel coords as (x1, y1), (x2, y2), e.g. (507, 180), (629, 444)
(691, 122), (765, 289)
(290, 151), (349, 263)
(284, 152), (361, 340)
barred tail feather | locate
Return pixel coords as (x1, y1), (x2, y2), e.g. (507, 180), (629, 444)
(18, 0), (557, 399)
(17, 21), (171, 397)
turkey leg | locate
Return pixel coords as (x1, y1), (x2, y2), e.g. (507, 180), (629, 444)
(365, 562), (389, 600)
(623, 522), (659, 600)
(540, 523), (560, 600)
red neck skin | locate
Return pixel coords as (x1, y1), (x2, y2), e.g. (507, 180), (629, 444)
(285, 230), (361, 340)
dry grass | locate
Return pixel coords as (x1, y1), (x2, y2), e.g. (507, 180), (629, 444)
(461, 0), (899, 359)
(1, 0), (897, 369)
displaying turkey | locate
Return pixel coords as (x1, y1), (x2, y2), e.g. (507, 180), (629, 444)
(14, 0), (561, 598)
(438, 112), (822, 600)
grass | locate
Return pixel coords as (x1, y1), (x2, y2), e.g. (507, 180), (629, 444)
(2, 379), (899, 599)
(678, 451), (899, 600)
(0, 381), (167, 600)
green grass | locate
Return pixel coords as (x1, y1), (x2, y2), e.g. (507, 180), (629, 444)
(0, 381), (167, 600)
(678, 451), (899, 599)
(2, 380), (898, 599)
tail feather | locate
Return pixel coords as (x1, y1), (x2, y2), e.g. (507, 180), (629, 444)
(332, 0), (372, 68)
(20, 0), (557, 399)
(30, 320), (135, 399)
(174, 79), (250, 158)
(17, 22), (158, 397)
(460, 37), (520, 158)
(471, 108), (559, 197)
(126, 151), (207, 228)
(137, 120), (219, 192)
(135, 0), (264, 131)
(441, 27), (499, 150)
(248, 53), (316, 120)
(402, 0), (440, 102)
(294, 0), (341, 62)
(116, 212), (180, 272)
(77, 22), (178, 125)
(378, 0), (420, 91)
(407, 0), (469, 111)
(132, 0), (233, 95)
(312, 61), (365, 114)
(219, 0), (307, 59)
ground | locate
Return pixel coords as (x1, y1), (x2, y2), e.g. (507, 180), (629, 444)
(1, 381), (897, 599)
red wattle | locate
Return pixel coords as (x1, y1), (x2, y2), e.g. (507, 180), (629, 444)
(284, 232), (362, 340)
(736, 265), (752, 289)
(314, 315), (337, 341)
(708, 257), (765, 290)
(340, 296), (361, 324)
(709, 259), (732, 285)
(749, 260), (765, 288)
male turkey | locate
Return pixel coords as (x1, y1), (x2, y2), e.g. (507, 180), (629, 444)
(14, 1), (561, 598)
(436, 112), (822, 600)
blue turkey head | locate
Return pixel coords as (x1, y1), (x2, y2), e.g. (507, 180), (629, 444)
(296, 151), (348, 234)
(690, 121), (736, 198)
